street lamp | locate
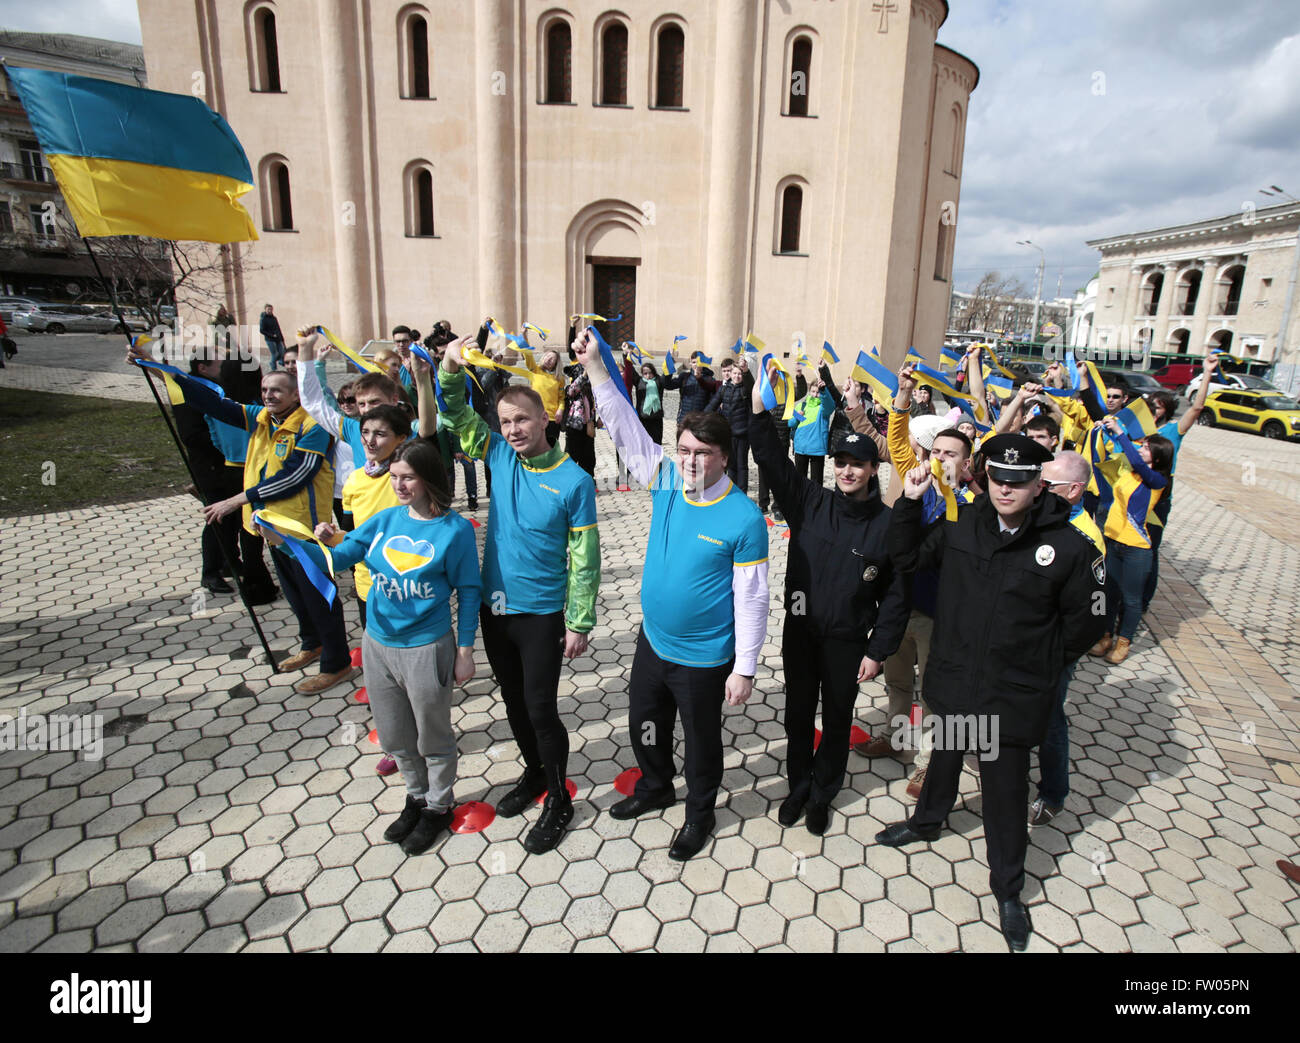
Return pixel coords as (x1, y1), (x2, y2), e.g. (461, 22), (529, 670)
(1259, 186), (1300, 379)
(1017, 240), (1045, 347)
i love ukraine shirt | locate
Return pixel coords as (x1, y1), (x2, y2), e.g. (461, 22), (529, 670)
(306, 506), (482, 649)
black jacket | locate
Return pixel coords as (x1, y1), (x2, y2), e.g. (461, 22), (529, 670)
(751, 408), (909, 652)
(665, 370), (718, 415)
(705, 379), (751, 436)
(889, 492), (1107, 746)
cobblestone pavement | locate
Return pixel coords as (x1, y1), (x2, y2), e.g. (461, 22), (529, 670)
(1, 372), (1298, 953)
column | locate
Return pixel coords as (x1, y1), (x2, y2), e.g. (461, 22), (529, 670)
(701, 0), (759, 351)
(474, 0), (519, 327)
(1152, 261), (1179, 355)
(317, 1), (374, 344)
(1189, 258), (1219, 354)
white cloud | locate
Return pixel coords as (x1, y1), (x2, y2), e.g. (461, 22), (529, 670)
(0, 0), (141, 44)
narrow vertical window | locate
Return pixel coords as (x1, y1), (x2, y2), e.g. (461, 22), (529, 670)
(415, 169), (434, 236)
(408, 15), (430, 98)
(788, 36), (812, 116)
(256, 8), (281, 92)
(601, 22), (628, 105)
(265, 159), (293, 230)
(935, 219), (949, 280)
(780, 185), (803, 253)
(545, 21), (572, 103)
(655, 25), (684, 108)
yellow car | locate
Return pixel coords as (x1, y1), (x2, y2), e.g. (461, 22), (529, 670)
(1197, 389), (1300, 441)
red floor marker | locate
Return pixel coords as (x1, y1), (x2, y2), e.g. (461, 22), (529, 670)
(451, 801), (496, 834)
(350, 647), (363, 668)
(470, 517), (482, 528)
(613, 767), (643, 796)
(850, 725), (870, 746)
(354, 687), (369, 704)
(367, 728), (379, 746)
(909, 703), (923, 726)
(766, 516), (775, 528)
(782, 530), (790, 539)
(536, 778), (578, 803)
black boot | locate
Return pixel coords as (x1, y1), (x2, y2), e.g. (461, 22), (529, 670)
(383, 795), (424, 843)
(523, 794), (574, 854)
(401, 806), (454, 855)
(496, 768), (547, 818)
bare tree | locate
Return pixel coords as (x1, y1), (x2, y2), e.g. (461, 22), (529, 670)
(961, 270), (1031, 333)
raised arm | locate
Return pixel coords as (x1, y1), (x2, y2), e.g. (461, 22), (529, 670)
(437, 337), (491, 459)
(1179, 354), (1220, 435)
(574, 329), (664, 487)
(295, 330), (343, 439)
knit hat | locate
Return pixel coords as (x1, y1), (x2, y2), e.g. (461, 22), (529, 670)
(910, 414), (953, 452)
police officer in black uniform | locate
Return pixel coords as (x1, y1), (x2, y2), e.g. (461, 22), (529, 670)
(876, 433), (1106, 951)
(749, 367), (909, 835)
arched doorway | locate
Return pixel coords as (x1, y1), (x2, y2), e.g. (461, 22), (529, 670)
(1207, 329), (1233, 355)
(1167, 327), (1190, 355)
(566, 201), (645, 348)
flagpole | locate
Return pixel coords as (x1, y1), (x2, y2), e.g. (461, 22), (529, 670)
(82, 237), (281, 673)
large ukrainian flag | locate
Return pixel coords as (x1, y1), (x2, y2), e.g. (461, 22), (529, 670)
(6, 67), (258, 243)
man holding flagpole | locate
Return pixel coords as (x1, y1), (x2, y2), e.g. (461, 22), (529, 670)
(572, 327), (769, 862)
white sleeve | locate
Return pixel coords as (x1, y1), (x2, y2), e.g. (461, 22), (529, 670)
(731, 561), (769, 677)
(298, 358), (342, 439)
(592, 377), (664, 488)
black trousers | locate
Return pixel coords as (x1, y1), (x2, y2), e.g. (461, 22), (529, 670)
(565, 427), (596, 476)
(758, 423), (792, 510)
(783, 620), (863, 805)
(628, 628), (732, 824)
(910, 739), (1032, 902)
(640, 414), (664, 447)
(480, 608), (569, 791)
(796, 453), (825, 487)
(728, 435), (750, 493)
(270, 546), (350, 674)
(201, 467), (273, 591)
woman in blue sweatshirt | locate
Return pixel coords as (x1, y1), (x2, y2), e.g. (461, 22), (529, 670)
(267, 438), (482, 855)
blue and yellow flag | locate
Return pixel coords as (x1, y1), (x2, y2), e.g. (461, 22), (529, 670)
(1114, 397), (1157, 442)
(744, 332), (765, 354)
(821, 341), (839, 366)
(7, 66), (257, 243)
(851, 348), (899, 406)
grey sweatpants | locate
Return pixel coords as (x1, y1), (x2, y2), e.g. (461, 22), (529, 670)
(363, 631), (458, 812)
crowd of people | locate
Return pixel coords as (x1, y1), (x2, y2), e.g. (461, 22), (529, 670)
(128, 311), (1235, 950)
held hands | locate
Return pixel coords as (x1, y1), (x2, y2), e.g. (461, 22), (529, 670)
(724, 673), (754, 706)
(314, 522), (342, 545)
(454, 646), (476, 685)
(125, 341), (153, 366)
(1017, 382), (1043, 400)
(202, 495), (243, 525)
(903, 464), (933, 500)
(562, 629), (589, 659)
(441, 335), (472, 372)
(857, 656), (883, 683)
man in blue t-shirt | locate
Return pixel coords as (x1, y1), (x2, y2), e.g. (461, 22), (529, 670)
(574, 329), (769, 862)
(435, 338), (601, 856)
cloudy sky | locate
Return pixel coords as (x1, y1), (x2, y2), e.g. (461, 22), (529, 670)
(3, 0), (1298, 298)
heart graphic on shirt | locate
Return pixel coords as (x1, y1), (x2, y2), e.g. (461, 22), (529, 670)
(382, 534), (436, 575)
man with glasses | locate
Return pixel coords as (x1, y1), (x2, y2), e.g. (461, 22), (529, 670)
(1032, 451), (1105, 828)
(876, 433), (1106, 951)
(573, 328), (769, 862)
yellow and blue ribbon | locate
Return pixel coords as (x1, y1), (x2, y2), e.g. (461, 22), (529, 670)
(253, 509), (338, 606)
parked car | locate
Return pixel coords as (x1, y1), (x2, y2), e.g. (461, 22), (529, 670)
(1197, 389), (1300, 440)
(19, 303), (128, 334)
(1151, 362), (1197, 394)
(1096, 368), (1165, 401)
(0, 296), (56, 330)
(1185, 370), (1279, 401)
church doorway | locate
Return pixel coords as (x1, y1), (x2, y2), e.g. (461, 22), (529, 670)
(590, 259), (637, 347)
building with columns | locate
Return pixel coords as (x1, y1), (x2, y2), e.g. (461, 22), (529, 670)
(1087, 202), (1300, 374)
(136, 0), (977, 368)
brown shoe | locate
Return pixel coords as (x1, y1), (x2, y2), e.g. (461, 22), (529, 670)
(1088, 633), (1113, 657)
(1277, 860), (1300, 885)
(279, 648), (322, 672)
(852, 735), (900, 759)
(905, 766), (928, 800)
(294, 666), (356, 694)
(1104, 637), (1131, 665)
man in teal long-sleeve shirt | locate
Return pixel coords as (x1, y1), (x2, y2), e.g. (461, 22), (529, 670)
(428, 340), (601, 855)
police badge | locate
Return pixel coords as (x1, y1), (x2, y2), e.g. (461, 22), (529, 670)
(862, 565), (879, 582)
(1092, 556), (1105, 584)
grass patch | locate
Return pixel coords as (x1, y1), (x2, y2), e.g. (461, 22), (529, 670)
(0, 388), (190, 517)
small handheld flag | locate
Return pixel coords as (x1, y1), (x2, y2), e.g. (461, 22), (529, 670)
(851, 348), (900, 406)
(744, 332), (765, 353)
(692, 352), (713, 365)
(7, 66), (258, 243)
(663, 353), (676, 375)
(821, 341), (839, 365)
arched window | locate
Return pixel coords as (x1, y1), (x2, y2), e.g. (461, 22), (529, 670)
(599, 20), (629, 105)
(934, 218), (950, 281)
(398, 7), (431, 99)
(1177, 269), (1202, 316)
(1217, 263), (1245, 315)
(779, 183), (803, 254)
(788, 35), (812, 116)
(260, 156), (293, 230)
(542, 18), (572, 103)
(405, 163), (436, 237)
(654, 23), (685, 108)
(1141, 271), (1163, 316)
(948, 104), (963, 175)
(248, 3), (282, 93)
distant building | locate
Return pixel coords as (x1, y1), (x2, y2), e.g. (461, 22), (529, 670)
(947, 289), (1072, 342)
(0, 31), (149, 300)
(137, 0), (978, 368)
(1087, 202), (1300, 372)
(1069, 276), (1098, 349)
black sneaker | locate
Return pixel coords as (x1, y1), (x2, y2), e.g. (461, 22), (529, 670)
(523, 796), (574, 855)
(401, 806), (454, 855)
(773, 509), (784, 523)
(496, 770), (547, 818)
(468, 498), (479, 511)
(383, 795), (424, 843)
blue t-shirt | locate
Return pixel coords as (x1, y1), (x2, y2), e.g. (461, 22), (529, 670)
(640, 459), (768, 668)
(1156, 420), (1184, 475)
(479, 434), (598, 615)
(306, 506), (481, 649)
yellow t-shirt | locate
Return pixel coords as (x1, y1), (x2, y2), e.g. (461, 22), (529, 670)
(341, 467), (400, 601)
